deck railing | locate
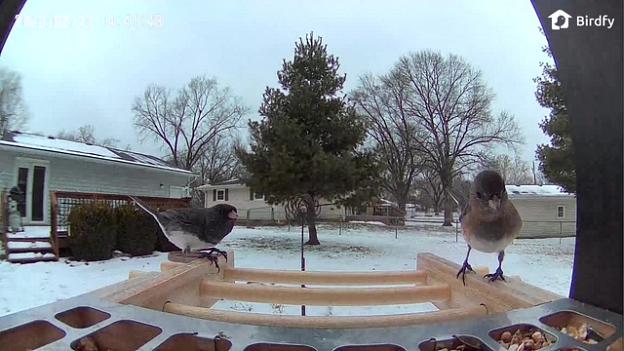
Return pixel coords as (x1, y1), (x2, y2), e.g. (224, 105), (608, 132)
(0, 191), (7, 256)
(49, 191), (191, 255)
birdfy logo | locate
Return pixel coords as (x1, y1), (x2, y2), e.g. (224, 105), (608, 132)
(548, 10), (572, 30)
(548, 10), (616, 30)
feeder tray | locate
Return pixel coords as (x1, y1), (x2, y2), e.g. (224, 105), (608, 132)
(0, 252), (621, 351)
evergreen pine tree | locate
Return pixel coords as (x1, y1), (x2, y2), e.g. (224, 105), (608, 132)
(535, 51), (575, 193)
(238, 32), (378, 245)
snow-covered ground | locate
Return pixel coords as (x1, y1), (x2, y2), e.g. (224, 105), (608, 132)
(0, 224), (575, 318)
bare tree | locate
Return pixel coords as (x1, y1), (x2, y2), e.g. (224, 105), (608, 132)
(196, 133), (241, 184)
(352, 73), (423, 213)
(394, 51), (522, 225)
(451, 174), (472, 211)
(132, 76), (247, 170)
(414, 168), (444, 215)
(57, 124), (119, 147)
(189, 133), (242, 206)
(487, 154), (533, 185)
(531, 161), (546, 185)
(0, 67), (29, 135)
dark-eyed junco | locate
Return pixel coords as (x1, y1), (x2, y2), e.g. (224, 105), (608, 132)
(456, 170), (522, 285)
(130, 196), (238, 266)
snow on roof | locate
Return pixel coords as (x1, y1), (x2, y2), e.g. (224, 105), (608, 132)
(198, 179), (245, 190)
(379, 199), (398, 206)
(0, 131), (192, 175)
(506, 184), (572, 197)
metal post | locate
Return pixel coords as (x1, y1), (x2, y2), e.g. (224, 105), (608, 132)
(455, 219), (459, 242)
(300, 206), (306, 317)
(395, 225), (398, 239)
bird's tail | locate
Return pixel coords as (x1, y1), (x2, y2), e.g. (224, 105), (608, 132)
(128, 196), (168, 238)
(128, 196), (158, 220)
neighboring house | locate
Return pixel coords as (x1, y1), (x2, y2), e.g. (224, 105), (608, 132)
(199, 180), (344, 222)
(506, 184), (576, 238)
(345, 198), (406, 225)
(347, 199), (404, 217)
(0, 131), (194, 225)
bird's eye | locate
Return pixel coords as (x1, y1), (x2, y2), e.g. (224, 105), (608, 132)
(476, 192), (482, 199)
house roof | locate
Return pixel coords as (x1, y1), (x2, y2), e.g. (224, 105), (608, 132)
(377, 199), (398, 207)
(506, 184), (574, 197)
(0, 131), (193, 175)
(198, 179), (246, 190)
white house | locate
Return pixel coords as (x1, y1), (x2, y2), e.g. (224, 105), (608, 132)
(199, 180), (345, 222)
(0, 131), (194, 225)
(506, 184), (576, 238)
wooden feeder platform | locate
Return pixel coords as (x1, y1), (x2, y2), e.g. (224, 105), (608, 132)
(0, 252), (621, 350)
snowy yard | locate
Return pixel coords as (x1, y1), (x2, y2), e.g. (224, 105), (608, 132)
(0, 223), (575, 318)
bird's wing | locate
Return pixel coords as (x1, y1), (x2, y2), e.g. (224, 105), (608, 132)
(156, 208), (235, 245)
(159, 209), (205, 235)
(503, 201), (523, 238)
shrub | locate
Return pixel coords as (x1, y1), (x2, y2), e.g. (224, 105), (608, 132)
(68, 202), (117, 261)
(115, 205), (157, 256)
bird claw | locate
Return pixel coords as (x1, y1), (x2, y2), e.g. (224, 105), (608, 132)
(484, 267), (505, 282)
(456, 261), (475, 286)
(198, 248), (228, 272)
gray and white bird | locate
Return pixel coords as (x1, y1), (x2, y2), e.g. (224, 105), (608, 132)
(129, 196), (238, 266)
(456, 170), (522, 285)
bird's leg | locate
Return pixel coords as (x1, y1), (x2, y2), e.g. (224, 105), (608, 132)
(484, 250), (506, 282)
(200, 247), (228, 261)
(198, 248), (228, 271)
(456, 245), (475, 286)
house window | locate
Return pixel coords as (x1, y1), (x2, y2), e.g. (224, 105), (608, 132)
(253, 192), (264, 200)
(216, 189), (226, 201)
(557, 205), (565, 218)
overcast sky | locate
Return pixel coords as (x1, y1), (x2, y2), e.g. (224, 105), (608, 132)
(2, 0), (551, 162)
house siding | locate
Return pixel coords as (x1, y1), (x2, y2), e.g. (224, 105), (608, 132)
(0, 151), (14, 191)
(0, 147), (191, 225)
(204, 185), (344, 221)
(510, 196), (577, 238)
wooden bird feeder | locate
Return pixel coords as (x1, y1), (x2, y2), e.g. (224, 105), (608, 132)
(0, 0), (621, 350)
(0, 251), (621, 350)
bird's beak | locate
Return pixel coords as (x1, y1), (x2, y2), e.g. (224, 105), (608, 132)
(228, 211), (239, 220)
(488, 198), (501, 210)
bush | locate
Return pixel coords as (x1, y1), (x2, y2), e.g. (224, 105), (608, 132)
(115, 205), (157, 256)
(68, 202), (117, 261)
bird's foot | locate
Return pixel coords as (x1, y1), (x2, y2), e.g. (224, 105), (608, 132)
(484, 267), (505, 282)
(198, 248), (228, 271)
(456, 261), (475, 286)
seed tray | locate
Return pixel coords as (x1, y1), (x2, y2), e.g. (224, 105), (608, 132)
(0, 295), (621, 351)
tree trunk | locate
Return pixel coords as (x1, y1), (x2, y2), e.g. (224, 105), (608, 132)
(397, 199), (407, 217)
(441, 170), (454, 226)
(304, 195), (320, 245)
(306, 221), (320, 245)
(443, 194), (454, 226)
